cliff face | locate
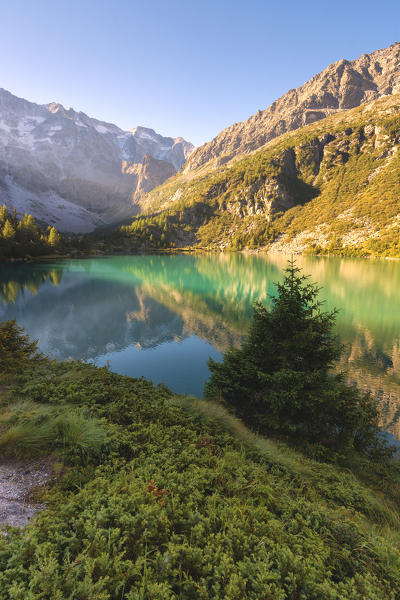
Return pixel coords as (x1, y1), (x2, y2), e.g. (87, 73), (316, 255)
(0, 89), (193, 232)
(122, 154), (176, 204)
(184, 42), (400, 172)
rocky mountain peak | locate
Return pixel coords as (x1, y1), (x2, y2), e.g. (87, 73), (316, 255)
(46, 102), (71, 114)
(183, 42), (400, 172)
(0, 88), (193, 232)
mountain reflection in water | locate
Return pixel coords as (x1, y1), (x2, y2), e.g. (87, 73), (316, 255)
(1, 254), (400, 438)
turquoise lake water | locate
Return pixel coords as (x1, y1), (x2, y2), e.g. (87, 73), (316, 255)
(1, 253), (400, 437)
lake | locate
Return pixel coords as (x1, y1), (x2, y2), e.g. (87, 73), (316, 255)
(1, 253), (400, 439)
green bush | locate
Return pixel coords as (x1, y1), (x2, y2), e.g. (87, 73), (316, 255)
(0, 320), (399, 598)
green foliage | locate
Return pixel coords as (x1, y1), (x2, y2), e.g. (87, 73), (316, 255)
(0, 321), (400, 598)
(381, 111), (400, 137)
(47, 226), (62, 248)
(0, 319), (42, 376)
(0, 206), (112, 259)
(117, 202), (214, 251)
(0, 404), (105, 458)
(0, 205), (66, 259)
(205, 261), (389, 457)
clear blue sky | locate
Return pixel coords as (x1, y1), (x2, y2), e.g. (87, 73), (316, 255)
(1, 0), (399, 146)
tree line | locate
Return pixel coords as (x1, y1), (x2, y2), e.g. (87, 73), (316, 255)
(0, 205), (97, 259)
(0, 205), (63, 259)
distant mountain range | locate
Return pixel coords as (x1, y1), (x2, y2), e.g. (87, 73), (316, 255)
(2, 42), (400, 251)
(0, 88), (193, 232)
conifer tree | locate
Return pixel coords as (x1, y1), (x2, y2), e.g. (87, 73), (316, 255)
(0, 319), (42, 375)
(20, 213), (38, 234)
(0, 204), (9, 226)
(205, 260), (387, 456)
(17, 213), (39, 243)
(2, 219), (16, 240)
(48, 226), (61, 248)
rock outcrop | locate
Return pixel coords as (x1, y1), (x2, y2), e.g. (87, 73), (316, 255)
(122, 154), (176, 204)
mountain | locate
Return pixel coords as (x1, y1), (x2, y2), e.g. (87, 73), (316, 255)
(122, 93), (400, 257)
(184, 42), (400, 173)
(0, 88), (193, 232)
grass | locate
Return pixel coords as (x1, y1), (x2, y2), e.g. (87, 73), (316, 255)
(0, 404), (106, 457)
(172, 395), (400, 533)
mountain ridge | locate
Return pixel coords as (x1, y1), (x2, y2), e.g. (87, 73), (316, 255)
(183, 42), (400, 173)
(0, 88), (193, 232)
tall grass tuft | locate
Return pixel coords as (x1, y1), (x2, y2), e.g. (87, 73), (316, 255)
(0, 406), (106, 457)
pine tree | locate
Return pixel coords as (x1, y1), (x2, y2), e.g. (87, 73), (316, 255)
(17, 213), (39, 244)
(2, 219), (16, 240)
(0, 204), (9, 227)
(205, 260), (387, 456)
(20, 213), (38, 235)
(48, 226), (61, 248)
(0, 319), (42, 375)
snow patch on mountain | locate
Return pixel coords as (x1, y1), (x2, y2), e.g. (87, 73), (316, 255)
(0, 88), (194, 232)
(2, 175), (105, 233)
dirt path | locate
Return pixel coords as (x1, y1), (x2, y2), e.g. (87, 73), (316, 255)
(0, 458), (53, 528)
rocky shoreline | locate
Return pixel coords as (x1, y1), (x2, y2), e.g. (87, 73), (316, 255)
(0, 458), (53, 529)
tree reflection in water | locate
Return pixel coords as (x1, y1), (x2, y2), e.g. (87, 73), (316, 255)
(1, 254), (400, 437)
